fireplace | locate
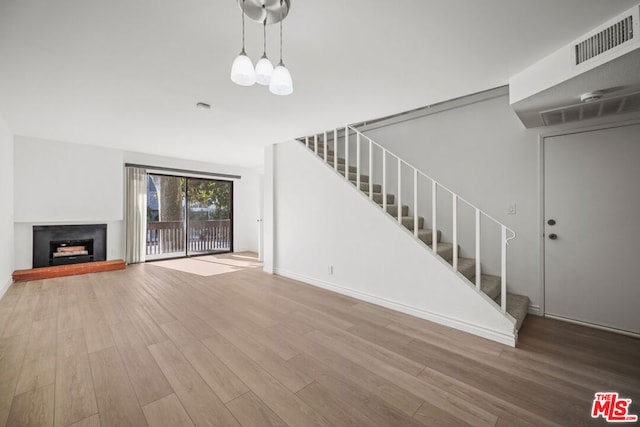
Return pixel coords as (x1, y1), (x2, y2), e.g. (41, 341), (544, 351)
(33, 224), (107, 268)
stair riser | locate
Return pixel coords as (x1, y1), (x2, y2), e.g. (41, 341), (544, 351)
(314, 150), (336, 159)
(384, 205), (409, 217)
(308, 143), (331, 150)
(332, 163), (358, 173)
(457, 262), (476, 281)
(401, 217), (425, 231)
(417, 230), (442, 246)
(348, 173), (369, 183)
(327, 157), (346, 166)
(480, 276), (501, 300)
(493, 293), (530, 330)
(373, 193), (395, 205)
(351, 181), (382, 194)
(313, 146), (334, 152)
(425, 242), (458, 262)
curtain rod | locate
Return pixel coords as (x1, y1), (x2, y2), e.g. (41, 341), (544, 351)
(124, 163), (241, 180)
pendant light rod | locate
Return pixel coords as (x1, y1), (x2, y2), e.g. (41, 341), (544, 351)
(263, 19), (267, 56)
(279, 2), (283, 63)
(241, 0), (246, 53)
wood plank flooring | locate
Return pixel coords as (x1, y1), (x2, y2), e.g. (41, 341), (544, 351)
(0, 252), (638, 426)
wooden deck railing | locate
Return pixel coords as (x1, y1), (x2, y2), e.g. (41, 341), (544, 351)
(146, 220), (231, 255)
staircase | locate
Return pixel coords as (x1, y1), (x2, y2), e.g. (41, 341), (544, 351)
(301, 128), (530, 333)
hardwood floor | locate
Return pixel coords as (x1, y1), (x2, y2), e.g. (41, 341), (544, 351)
(0, 252), (638, 426)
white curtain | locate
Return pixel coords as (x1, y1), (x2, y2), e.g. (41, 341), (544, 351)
(125, 167), (147, 264)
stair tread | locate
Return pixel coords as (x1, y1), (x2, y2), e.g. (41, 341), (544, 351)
(372, 193), (395, 205)
(381, 204), (409, 217)
(400, 216), (425, 231)
(424, 243), (453, 260)
(350, 180), (382, 192)
(424, 239), (450, 247)
(479, 274), (501, 300)
(456, 257), (476, 280)
(400, 215), (424, 221)
(457, 257), (476, 268)
(334, 164), (358, 173)
(494, 293), (529, 330)
(348, 173), (370, 182)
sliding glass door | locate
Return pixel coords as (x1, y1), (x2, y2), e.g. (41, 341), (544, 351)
(186, 178), (232, 255)
(146, 174), (233, 260)
(147, 175), (186, 259)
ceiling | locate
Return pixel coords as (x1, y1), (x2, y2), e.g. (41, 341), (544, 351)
(0, 0), (637, 167)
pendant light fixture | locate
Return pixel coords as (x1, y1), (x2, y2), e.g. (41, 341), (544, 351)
(269, 0), (293, 95)
(255, 20), (274, 85)
(231, 0), (292, 95)
(230, 0), (256, 86)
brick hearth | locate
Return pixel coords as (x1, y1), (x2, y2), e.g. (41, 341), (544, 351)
(12, 259), (126, 282)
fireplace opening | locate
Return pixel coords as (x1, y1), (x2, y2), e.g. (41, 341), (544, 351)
(50, 239), (94, 266)
(33, 224), (106, 268)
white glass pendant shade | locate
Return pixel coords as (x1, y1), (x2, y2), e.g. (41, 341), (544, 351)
(255, 55), (273, 85)
(269, 62), (293, 95)
(230, 51), (256, 86)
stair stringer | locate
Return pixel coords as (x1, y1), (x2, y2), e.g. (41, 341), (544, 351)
(272, 141), (518, 346)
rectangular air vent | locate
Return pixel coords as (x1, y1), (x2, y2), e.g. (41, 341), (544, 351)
(540, 91), (640, 126)
(575, 15), (634, 65)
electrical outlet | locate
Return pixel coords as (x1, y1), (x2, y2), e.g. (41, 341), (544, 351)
(507, 203), (517, 215)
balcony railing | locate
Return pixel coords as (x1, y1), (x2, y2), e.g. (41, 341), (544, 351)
(146, 219), (231, 256)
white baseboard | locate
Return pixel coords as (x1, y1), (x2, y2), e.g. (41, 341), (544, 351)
(0, 276), (12, 300)
(263, 266), (274, 274)
(275, 269), (517, 347)
(545, 314), (640, 339)
(528, 304), (541, 316)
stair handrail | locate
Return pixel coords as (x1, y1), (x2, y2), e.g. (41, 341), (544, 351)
(302, 127), (516, 317)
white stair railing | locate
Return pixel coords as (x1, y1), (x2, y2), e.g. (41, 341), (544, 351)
(302, 126), (517, 315)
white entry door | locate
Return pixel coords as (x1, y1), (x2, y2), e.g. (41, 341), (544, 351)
(544, 123), (640, 335)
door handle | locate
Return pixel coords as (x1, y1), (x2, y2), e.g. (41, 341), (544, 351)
(547, 219), (556, 226)
(549, 233), (558, 240)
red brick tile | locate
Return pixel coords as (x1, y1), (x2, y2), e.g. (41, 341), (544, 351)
(12, 260), (126, 282)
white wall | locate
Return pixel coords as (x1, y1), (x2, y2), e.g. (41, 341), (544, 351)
(362, 94), (541, 312)
(13, 137), (260, 269)
(262, 146), (274, 272)
(0, 115), (14, 296)
(14, 137), (124, 222)
(271, 141), (517, 345)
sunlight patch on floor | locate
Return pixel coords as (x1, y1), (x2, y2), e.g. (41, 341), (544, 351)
(149, 252), (262, 276)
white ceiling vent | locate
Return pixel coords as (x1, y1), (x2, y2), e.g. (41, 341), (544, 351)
(574, 15), (634, 65)
(540, 91), (640, 126)
(510, 4), (640, 128)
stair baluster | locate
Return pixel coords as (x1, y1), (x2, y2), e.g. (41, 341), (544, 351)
(475, 209), (482, 291)
(452, 194), (458, 272)
(333, 128), (339, 172)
